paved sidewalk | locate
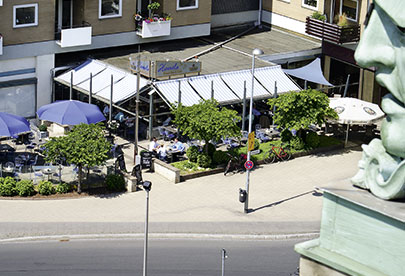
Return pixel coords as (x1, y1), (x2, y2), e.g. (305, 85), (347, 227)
(0, 146), (363, 239)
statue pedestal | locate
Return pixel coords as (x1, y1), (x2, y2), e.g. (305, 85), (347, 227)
(295, 180), (405, 276)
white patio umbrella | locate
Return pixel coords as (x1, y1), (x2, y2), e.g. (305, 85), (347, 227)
(328, 97), (385, 145)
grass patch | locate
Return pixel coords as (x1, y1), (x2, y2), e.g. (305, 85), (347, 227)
(171, 160), (211, 175)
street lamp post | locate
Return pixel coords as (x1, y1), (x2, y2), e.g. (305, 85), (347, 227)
(142, 181), (152, 276)
(244, 48), (263, 214)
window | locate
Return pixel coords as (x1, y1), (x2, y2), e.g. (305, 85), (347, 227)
(341, 0), (358, 22)
(13, 4), (38, 28)
(177, 0), (198, 11)
(302, 0), (318, 10)
(0, 85), (36, 117)
(99, 0), (122, 19)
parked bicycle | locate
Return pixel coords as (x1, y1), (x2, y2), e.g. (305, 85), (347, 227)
(224, 153), (247, 175)
(263, 144), (291, 164)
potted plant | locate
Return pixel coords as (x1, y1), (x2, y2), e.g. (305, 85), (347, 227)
(311, 11), (326, 21)
(38, 124), (48, 139)
(147, 1), (160, 17)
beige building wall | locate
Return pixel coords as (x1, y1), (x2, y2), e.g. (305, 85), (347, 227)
(263, 0), (325, 22)
(162, 0), (211, 27)
(83, 0), (138, 36)
(0, 0), (55, 46)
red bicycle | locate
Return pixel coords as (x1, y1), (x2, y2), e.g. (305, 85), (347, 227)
(263, 144), (291, 164)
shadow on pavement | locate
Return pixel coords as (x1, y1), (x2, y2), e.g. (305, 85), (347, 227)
(249, 189), (323, 213)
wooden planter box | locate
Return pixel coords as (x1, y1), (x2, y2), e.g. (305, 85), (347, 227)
(305, 17), (360, 44)
(137, 20), (171, 38)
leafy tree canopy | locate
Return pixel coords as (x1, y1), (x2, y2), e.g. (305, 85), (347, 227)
(43, 123), (111, 193)
(267, 88), (338, 131)
(172, 99), (241, 147)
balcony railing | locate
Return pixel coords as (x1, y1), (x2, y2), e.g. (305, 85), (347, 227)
(305, 17), (360, 44)
(55, 22), (92, 48)
(0, 34), (3, 55)
(136, 20), (171, 38)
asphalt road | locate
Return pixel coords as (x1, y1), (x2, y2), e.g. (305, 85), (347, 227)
(0, 238), (304, 276)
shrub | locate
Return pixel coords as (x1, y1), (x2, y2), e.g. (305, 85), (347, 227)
(290, 136), (305, 150)
(56, 182), (70, 194)
(204, 143), (216, 157)
(186, 146), (199, 163)
(105, 174), (126, 192)
(0, 177), (17, 196)
(16, 180), (35, 197)
(197, 154), (212, 168)
(306, 131), (320, 148)
(212, 150), (228, 165)
(280, 129), (293, 143)
(37, 181), (56, 195)
(38, 124), (48, 132)
(254, 139), (260, 150)
(312, 11), (326, 21)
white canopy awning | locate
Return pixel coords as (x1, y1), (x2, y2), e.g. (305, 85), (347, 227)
(283, 58), (333, 86)
(54, 59), (149, 104)
(153, 65), (300, 106)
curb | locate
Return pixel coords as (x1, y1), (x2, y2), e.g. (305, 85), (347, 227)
(0, 232), (320, 243)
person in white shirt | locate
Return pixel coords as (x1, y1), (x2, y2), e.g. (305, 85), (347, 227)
(158, 144), (167, 162)
(149, 137), (159, 156)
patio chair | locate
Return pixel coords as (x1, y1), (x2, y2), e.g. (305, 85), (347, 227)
(131, 164), (143, 191)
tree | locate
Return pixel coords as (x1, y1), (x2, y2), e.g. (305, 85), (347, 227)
(172, 99), (241, 153)
(43, 123), (111, 193)
(268, 88), (338, 138)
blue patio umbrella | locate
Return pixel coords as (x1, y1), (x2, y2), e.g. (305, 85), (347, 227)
(0, 112), (31, 137)
(37, 100), (106, 125)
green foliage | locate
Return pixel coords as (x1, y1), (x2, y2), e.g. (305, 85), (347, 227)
(254, 139), (260, 150)
(171, 160), (201, 173)
(16, 180), (35, 197)
(290, 136), (305, 150)
(312, 11), (326, 21)
(197, 153), (212, 168)
(318, 135), (342, 147)
(56, 182), (70, 194)
(172, 99), (241, 149)
(280, 129), (293, 143)
(0, 177), (17, 196)
(38, 124), (48, 131)
(186, 146), (199, 163)
(306, 131), (320, 148)
(212, 150), (228, 165)
(147, 2), (160, 11)
(337, 13), (349, 27)
(43, 123), (111, 193)
(37, 181), (55, 195)
(268, 89), (338, 136)
(105, 174), (126, 192)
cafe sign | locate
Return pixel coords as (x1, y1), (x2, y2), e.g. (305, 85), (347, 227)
(154, 60), (201, 78)
(129, 58), (201, 78)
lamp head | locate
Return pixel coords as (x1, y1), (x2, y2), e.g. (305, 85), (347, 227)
(143, 181), (152, 191)
(252, 48), (264, 56)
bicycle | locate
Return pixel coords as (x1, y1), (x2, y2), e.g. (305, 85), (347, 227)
(224, 153), (247, 175)
(263, 144), (292, 164)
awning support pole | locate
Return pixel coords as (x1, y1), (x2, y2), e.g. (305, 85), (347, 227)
(343, 74), (351, 98)
(89, 73), (92, 104)
(148, 93), (153, 140)
(178, 81), (181, 105)
(304, 80), (307, 90)
(134, 50), (141, 164)
(242, 81), (247, 132)
(211, 80), (214, 100)
(70, 71), (73, 100)
(345, 124), (349, 146)
(109, 75), (113, 123)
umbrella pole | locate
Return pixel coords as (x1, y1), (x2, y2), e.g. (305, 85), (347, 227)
(345, 124), (349, 146)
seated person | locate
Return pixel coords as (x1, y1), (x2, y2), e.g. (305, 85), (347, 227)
(172, 138), (185, 152)
(158, 144), (167, 162)
(149, 137), (160, 156)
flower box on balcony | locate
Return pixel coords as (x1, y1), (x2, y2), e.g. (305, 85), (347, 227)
(137, 20), (171, 38)
(305, 17), (360, 44)
(56, 26), (92, 48)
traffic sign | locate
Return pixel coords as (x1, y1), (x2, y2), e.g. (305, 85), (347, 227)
(248, 132), (255, 151)
(244, 160), (254, 170)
